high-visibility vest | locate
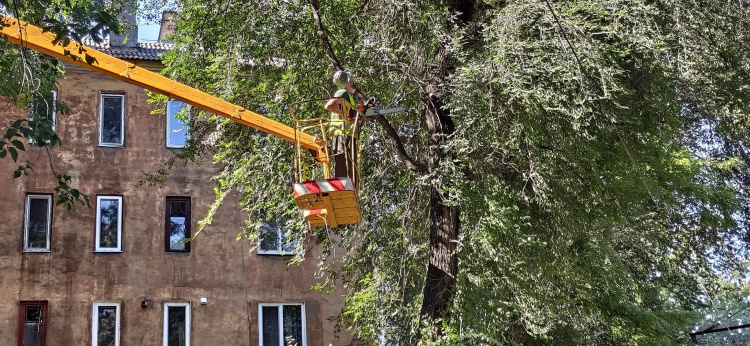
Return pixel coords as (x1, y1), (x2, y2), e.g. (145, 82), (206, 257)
(329, 90), (359, 138)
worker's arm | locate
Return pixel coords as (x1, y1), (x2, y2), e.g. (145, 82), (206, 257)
(324, 98), (343, 114)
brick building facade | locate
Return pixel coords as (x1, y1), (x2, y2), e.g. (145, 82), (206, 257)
(0, 29), (345, 346)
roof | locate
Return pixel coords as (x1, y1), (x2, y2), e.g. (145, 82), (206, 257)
(81, 38), (174, 61)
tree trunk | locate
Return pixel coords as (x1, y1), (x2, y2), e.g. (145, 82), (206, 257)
(418, 0), (474, 337)
(420, 186), (460, 327)
(419, 54), (461, 334)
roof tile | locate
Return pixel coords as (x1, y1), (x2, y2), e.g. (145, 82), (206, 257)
(82, 38), (174, 61)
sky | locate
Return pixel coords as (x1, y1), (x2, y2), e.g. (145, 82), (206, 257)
(138, 24), (160, 43)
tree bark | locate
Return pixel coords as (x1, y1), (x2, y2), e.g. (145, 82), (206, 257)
(418, 47), (461, 334)
(418, 0), (475, 336)
(307, 0), (474, 338)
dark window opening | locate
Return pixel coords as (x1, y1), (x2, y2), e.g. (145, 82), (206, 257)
(30, 90), (57, 145)
(259, 304), (305, 346)
(164, 303), (190, 346)
(94, 304), (119, 346)
(95, 196), (122, 252)
(99, 94), (124, 146)
(166, 197), (191, 252)
(18, 301), (47, 346)
(258, 222), (297, 255)
(24, 195), (51, 252)
(167, 100), (189, 148)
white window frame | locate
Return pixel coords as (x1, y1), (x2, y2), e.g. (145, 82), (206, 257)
(257, 224), (297, 256)
(92, 302), (120, 346)
(258, 303), (307, 346)
(163, 302), (191, 346)
(166, 100), (189, 148)
(99, 94), (125, 147)
(50, 90), (57, 133)
(23, 194), (52, 252)
(95, 195), (123, 252)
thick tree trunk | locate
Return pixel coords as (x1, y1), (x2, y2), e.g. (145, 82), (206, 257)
(419, 59), (461, 333)
(420, 186), (460, 325)
(417, 0), (474, 336)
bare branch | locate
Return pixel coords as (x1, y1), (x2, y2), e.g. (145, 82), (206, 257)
(372, 114), (427, 173)
(307, 0), (426, 173)
(308, 0), (343, 71)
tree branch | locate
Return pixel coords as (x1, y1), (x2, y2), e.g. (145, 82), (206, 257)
(309, 0), (343, 71)
(307, 0), (427, 173)
(372, 114), (427, 173)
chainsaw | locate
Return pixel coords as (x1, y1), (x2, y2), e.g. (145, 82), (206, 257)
(357, 97), (405, 117)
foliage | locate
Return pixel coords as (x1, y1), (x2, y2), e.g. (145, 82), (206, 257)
(690, 277), (750, 345)
(0, 0), (126, 209)
(154, 0), (750, 344)
(2, 0), (744, 343)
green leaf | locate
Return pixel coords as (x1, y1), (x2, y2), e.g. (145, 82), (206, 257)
(5, 128), (17, 139)
(0, 150), (5, 159)
(12, 170), (21, 179)
(8, 147), (17, 162)
(11, 140), (24, 151)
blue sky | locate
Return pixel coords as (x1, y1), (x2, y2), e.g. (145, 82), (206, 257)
(138, 24), (160, 42)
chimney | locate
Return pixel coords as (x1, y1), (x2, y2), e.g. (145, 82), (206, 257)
(110, 1), (137, 47)
(158, 12), (176, 42)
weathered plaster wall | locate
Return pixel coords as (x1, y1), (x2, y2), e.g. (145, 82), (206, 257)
(0, 64), (347, 345)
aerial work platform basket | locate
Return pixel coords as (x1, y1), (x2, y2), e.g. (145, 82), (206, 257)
(290, 98), (363, 228)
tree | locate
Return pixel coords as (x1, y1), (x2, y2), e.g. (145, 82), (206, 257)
(0, 0), (127, 209)
(156, 0), (750, 343)
(5, 0), (749, 343)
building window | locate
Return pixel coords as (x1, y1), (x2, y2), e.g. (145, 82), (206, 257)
(166, 100), (189, 148)
(18, 301), (47, 346)
(99, 94), (125, 147)
(95, 196), (123, 252)
(24, 195), (52, 252)
(30, 90), (56, 145)
(257, 223), (296, 255)
(163, 303), (190, 346)
(92, 303), (120, 346)
(165, 197), (190, 252)
(258, 303), (306, 346)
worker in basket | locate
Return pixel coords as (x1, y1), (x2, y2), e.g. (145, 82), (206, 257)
(324, 70), (361, 182)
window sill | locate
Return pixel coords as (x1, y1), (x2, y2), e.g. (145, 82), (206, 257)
(165, 251), (190, 256)
(98, 143), (125, 148)
(166, 145), (186, 149)
(23, 249), (51, 253)
(257, 251), (298, 256)
(94, 250), (122, 253)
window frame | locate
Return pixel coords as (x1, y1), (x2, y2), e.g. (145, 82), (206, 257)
(50, 90), (57, 133)
(29, 90), (57, 145)
(165, 196), (191, 253)
(257, 223), (296, 256)
(23, 194), (52, 253)
(91, 302), (120, 346)
(257, 303), (307, 346)
(166, 100), (189, 149)
(163, 302), (190, 346)
(17, 300), (48, 346)
(98, 93), (125, 147)
(95, 195), (123, 253)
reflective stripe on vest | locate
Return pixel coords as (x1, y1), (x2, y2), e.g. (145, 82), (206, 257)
(329, 92), (359, 138)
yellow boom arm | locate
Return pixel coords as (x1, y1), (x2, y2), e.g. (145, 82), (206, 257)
(0, 14), (328, 163)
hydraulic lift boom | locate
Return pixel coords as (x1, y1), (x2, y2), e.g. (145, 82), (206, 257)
(0, 14), (330, 165)
(2, 14), (367, 227)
